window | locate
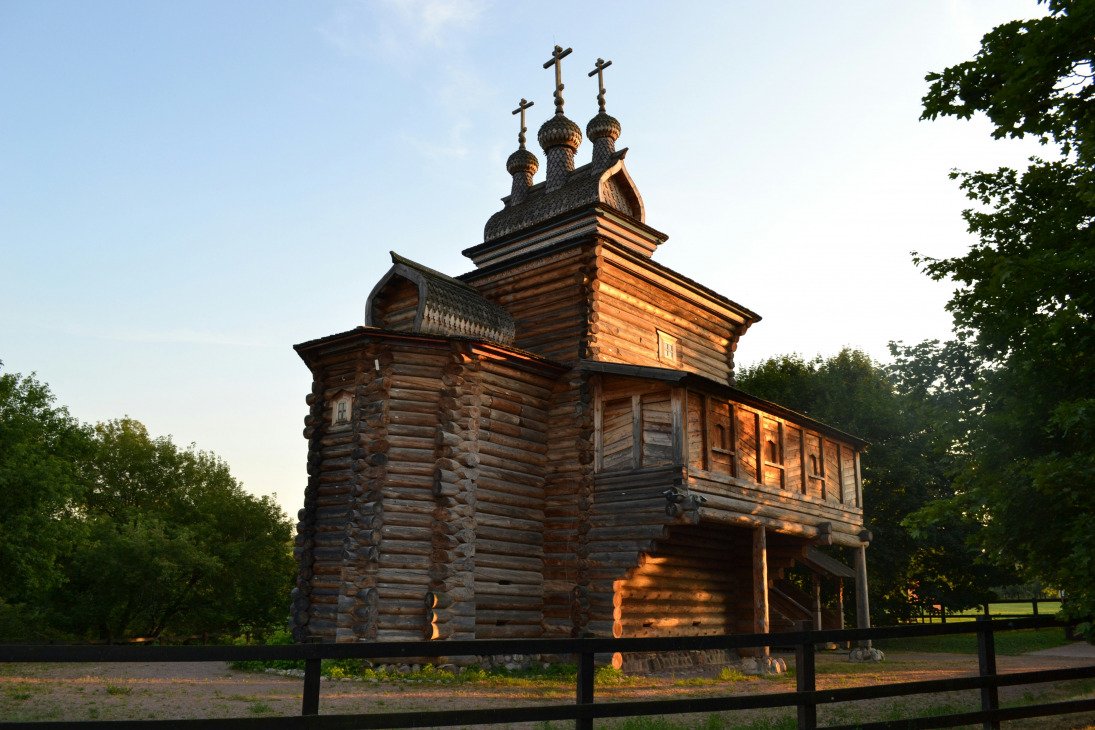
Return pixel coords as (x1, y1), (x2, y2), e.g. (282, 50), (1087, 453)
(331, 392), (353, 426)
(809, 454), (819, 476)
(715, 423), (727, 450)
(767, 440), (778, 463)
(657, 330), (679, 364)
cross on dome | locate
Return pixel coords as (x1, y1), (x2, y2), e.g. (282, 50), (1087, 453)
(542, 45), (573, 115)
(511, 98), (534, 149)
(588, 58), (613, 114)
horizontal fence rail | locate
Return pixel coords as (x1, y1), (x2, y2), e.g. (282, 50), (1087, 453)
(0, 616), (1089, 730)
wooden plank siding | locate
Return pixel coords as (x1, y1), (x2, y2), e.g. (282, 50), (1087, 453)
(593, 374), (864, 545)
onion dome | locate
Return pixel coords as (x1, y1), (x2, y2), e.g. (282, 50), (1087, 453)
(586, 112), (621, 144)
(506, 148), (539, 176)
(538, 114), (582, 152)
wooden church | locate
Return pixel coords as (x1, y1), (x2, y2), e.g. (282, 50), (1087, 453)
(290, 48), (875, 668)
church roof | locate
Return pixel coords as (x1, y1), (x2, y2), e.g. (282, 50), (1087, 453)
(481, 150), (643, 244)
(365, 252), (516, 346)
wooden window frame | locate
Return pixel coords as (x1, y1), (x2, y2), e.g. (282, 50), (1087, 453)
(760, 419), (786, 490)
(657, 330), (679, 365)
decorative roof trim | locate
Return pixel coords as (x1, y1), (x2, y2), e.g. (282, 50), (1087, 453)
(479, 149), (654, 249)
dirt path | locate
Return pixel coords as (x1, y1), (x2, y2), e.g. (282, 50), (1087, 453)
(3, 652), (1094, 729)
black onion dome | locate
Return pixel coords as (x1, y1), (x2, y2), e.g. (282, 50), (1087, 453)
(506, 148), (539, 175)
(586, 112), (621, 142)
(538, 114), (582, 152)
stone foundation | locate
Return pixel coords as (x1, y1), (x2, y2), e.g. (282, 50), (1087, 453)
(615, 649), (741, 673)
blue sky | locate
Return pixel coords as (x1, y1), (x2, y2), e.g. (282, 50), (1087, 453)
(0, 0), (1047, 517)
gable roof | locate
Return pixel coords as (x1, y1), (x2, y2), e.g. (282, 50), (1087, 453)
(365, 252), (516, 346)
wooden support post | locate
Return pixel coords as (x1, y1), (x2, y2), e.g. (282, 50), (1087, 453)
(836, 577), (845, 630)
(977, 616), (1000, 730)
(854, 544), (871, 648)
(1032, 599), (1039, 617)
(795, 620), (817, 730)
(576, 646), (594, 730)
(811, 573), (822, 631)
(753, 525), (769, 657)
(302, 657), (321, 716)
(837, 578), (847, 648)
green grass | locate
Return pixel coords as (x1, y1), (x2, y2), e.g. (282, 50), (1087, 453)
(104, 684), (131, 696)
(876, 627), (1072, 655)
(230, 640), (630, 686)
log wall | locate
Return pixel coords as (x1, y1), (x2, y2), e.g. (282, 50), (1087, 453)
(541, 368), (595, 637)
(464, 244), (592, 364)
(472, 357), (553, 639)
(588, 246), (748, 385)
(293, 333), (564, 642)
(611, 523), (748, 639)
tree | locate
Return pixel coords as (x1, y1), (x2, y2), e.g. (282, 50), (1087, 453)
(737, 348), (1009, 623)
(50, 418), (296, 639)
(917, 0), (1095, 625)
(0, 361), (295, 640)
(0, 364), (91, 638)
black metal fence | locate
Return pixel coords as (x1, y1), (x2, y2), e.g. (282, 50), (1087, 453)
(1, 616), (1091, 730)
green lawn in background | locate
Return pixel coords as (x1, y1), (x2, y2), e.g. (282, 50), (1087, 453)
(876, 628), (1072, 655)
(911, 602), (1062, 623)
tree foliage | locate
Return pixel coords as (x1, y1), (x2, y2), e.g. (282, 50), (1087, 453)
(737, 349), (1010, 623)
(0, 365), (294, 640)
(916, 0), (1095, 625)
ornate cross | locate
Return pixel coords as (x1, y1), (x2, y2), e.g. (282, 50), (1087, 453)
(511, 98), (534, 149)
(543, 45), (573, 115)
(588, 58), (613, 114)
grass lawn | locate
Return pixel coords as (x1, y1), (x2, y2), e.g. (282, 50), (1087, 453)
(876, 627), (1073, 655)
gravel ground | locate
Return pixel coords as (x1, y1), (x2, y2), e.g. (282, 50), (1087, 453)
(2, 650), (1094, 729)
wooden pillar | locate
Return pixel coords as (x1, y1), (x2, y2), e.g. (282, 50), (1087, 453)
(811, 573), (823, 631)
(837, 578), (847, 649)
(753, 525), (769, 657)
(854, 545), (871, 648)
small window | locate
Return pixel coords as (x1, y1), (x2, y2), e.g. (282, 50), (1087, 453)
(809, 454), (819, 476)
(657, 330), (679, 364)
(330, 393), (353, 426)
(767, 440), (779, 463)
(715, 423), (727, 450)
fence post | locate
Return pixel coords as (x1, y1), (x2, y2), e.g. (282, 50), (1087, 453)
(302, 657), (321, 716)
(976, 616), (999, 730)
(795, 620), (816, 730)
(1032, 599), (1039, 617)
(576, 645), (595, 730)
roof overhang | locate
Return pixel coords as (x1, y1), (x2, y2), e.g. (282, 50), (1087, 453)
(294, 326), (569, 381)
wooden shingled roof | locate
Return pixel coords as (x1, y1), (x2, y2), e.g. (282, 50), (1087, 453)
(365, 252), (516, 346)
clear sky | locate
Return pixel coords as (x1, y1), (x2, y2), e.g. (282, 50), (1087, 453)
(0, 0), (1048, 518)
